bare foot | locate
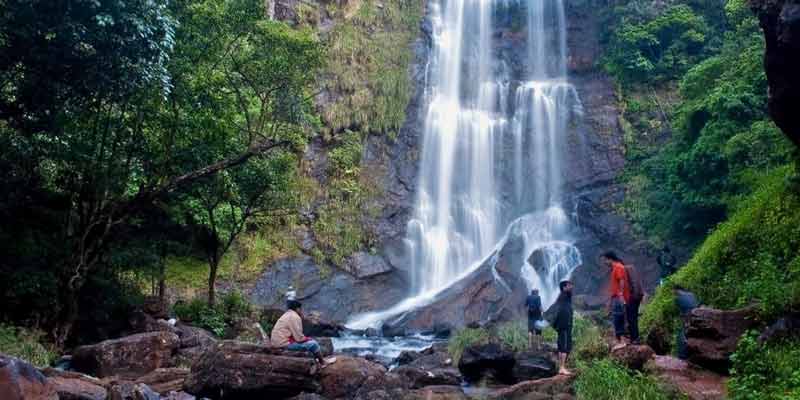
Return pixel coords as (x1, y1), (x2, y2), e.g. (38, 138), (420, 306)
(558, 368), (574, 376)
(323, 357), (337, 366)
(612, 342), (627, 351)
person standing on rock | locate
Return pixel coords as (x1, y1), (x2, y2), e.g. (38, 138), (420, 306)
(271, 300), (335, 366)
(624, 262), (645, 345)
(601, 251), (629, 350)
(526, 289), (544, 350)
(674, 285), (699, 359)
(552, 280), (574, 376)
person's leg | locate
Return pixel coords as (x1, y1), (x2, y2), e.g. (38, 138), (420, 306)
(627, 300), (641, 344)
(287, 339), (324, 362)
(557, 329), (572, 374)
(677, 318), (688, 359)
(611, 299), (626, 349)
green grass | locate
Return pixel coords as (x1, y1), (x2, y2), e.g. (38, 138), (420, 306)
(575, 359), (675, 400)
(0, 325), (57, 368)
(448, 327), (491, 364)
(496, 320), (529, 353)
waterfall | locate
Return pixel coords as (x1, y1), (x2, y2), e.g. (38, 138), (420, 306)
(348, 0), (583, 330)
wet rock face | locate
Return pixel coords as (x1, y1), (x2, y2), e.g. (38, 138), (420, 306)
(381, 234), (529, 334)
(752, 0), (800, 146)
(71, 331), (180, 379)
(0, 355), (58, 400)
(250, 256), (408, 324)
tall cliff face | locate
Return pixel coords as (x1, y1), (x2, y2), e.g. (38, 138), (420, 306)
(253, 0), (657, 324)
(752, 0), (800, 147)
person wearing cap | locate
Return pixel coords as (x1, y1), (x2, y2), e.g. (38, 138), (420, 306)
(552, 279), (574, 375)
(271, 299), (334, 365)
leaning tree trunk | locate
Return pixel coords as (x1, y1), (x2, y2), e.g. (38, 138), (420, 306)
(208, 257), (219, 306)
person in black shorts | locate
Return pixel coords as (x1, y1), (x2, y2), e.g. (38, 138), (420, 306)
(525, 289), (543, 349)
(552, 280), (574, 375)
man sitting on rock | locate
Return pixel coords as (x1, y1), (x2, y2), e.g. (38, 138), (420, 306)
(271, 300), (335, 366)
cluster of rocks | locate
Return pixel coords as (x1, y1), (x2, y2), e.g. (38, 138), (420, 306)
(0, 322), (581, 400)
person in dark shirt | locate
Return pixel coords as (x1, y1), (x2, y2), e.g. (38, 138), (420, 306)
(552, 280), (574, 375)
(674, 285), (699, 359)
(657, 246), (678, 283)
(526, 289), (543, 349)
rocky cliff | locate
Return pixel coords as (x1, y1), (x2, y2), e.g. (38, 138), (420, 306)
(252, 0), (658, 328)
(751, 0), (800, 147)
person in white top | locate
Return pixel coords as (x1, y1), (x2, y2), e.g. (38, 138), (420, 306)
(270, 300), (335, 365)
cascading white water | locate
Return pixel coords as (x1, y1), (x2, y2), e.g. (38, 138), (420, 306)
(348, 0), (584, 330)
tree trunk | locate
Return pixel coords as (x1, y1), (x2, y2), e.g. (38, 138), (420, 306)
(208, 259), (219, 306)
(53, 286), (80, 349)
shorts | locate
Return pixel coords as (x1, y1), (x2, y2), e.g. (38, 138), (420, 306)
(528, 317), (542, 335)
(557, 328), (572, 354)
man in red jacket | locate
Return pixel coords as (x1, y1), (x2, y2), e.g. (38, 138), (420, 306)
(601, 251), (629, 350)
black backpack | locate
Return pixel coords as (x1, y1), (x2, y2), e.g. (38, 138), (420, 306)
(625, 264), (645, 302)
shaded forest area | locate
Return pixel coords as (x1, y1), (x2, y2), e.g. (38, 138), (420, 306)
(0, 0), (324, 347)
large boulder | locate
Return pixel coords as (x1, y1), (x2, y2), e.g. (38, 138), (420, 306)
(0, 355), (58, 400)
(383, 234), (530, 333)
(43, 369), (107, 400)
(390, 365), (461, 389)
(610, 344), (655, 371)
(183, 340), (319, 399)
(174, 325), (216, 349)
(72, 331), (180, 378)
(128, 311), (176, 335)
(511, 351), (557, 381)
(752, 0), (800, 146)
(303, 312), (345, 337)
(458, 343), (516, 384)
(685, 306), (759, 372)
(318, 356), (387, 399)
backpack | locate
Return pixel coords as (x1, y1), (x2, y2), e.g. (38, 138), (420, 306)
(625, 264), (645, 302)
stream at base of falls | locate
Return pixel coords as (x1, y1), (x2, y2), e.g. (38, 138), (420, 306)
(332, 333), (442, 366)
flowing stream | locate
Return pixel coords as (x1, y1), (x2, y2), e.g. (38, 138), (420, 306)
(348, 0), (583, 331)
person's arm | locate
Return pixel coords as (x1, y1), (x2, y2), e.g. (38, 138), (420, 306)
(289, 313), (308, 343)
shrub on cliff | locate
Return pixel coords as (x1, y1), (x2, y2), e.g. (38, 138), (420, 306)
(728, 332), (800, 400)
(642, 166), (800, 345)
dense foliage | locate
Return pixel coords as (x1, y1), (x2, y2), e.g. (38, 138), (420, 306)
(642, 167), (800, 345)
(608, 0), (795, 247)
(0, 0), (322, 346)
(728, 333), (800, 400)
